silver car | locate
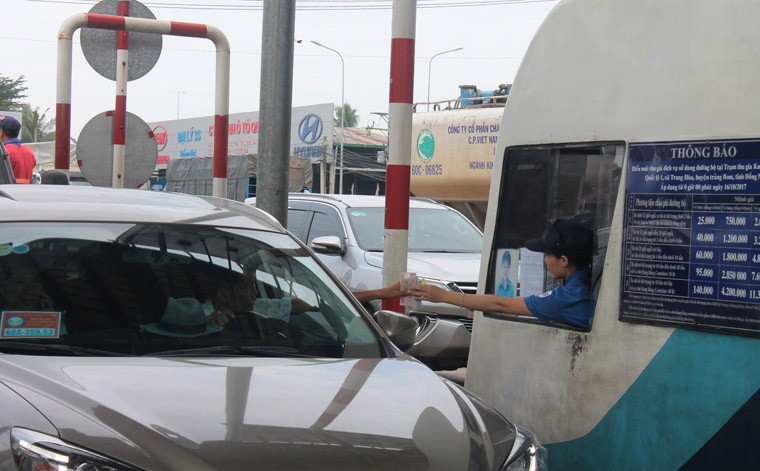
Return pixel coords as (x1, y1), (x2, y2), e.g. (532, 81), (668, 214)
(0, 185), (545, 470)
(250, 194), (480, 371)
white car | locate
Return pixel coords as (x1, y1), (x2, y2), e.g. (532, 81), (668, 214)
(248, 194), (480, 370)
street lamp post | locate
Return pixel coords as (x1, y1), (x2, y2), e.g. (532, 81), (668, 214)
(311, 40), (345, 194)
(427, 47), (463, 111)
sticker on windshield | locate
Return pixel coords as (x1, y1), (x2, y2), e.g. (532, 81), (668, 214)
(0, 244), (30, 256)
(350, 211), (368, 217)
(0, 311), (62, 339)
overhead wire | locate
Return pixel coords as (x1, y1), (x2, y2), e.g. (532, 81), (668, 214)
(24, 0), (558, 11)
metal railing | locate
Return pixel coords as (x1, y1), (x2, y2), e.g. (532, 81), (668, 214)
(413, 94), (508, 112)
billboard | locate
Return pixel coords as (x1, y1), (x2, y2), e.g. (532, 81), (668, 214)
(149, 103), (334, 167)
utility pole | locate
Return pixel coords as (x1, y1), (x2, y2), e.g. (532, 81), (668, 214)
(320, 136), (327, 194)
(383, 0), (416, 312)
(257, 0), (296, 224)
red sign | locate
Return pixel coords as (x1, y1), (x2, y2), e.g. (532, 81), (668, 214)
(1, 311), (62, 339)
(153, 125), (168, 151)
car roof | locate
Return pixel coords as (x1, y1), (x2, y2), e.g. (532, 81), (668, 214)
(285, 193), (450, 210)
(0, 185), (283, 232)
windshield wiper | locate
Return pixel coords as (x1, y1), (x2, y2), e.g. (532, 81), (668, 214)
(147, 345), (304, 357)
(0, 342), (128, 357)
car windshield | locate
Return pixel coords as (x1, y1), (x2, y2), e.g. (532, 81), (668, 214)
(0, 222), (381, 358)
(346, 207), (483, 252)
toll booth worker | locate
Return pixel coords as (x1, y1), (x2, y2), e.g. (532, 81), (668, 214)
(411, 220), (596, 329)
(0, 116), (36, 184)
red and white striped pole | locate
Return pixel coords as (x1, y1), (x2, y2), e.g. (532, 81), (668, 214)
(55, 13), (230, 197)
(382, 0), (416, 312)
(112, 0), (129, 188)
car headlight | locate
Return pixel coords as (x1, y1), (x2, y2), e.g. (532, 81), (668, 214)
(446, 381), (546, 471)
(502, 426), (548, 471)
(11, 428), (137, 471)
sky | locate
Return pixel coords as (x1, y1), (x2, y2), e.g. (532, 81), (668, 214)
(3, 0), (557, 139)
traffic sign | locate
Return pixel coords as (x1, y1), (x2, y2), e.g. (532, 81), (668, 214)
(77, 111), (158, 188)
(81, 0), (162, 81)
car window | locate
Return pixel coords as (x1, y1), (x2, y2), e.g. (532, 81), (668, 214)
(306, 207), (344, 244)
(347, 207), (483, 252)
(286, 208), (311, 239)
(485, 143), (624, 328)
(0, 222), (380, 358)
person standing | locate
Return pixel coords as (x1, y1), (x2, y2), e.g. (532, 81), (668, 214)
(0, 116), (36, 184)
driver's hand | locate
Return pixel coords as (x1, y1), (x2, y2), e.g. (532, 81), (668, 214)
(291, 298), (318, 315)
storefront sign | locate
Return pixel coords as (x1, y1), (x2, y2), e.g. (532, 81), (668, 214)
(149, 103), (334, 167)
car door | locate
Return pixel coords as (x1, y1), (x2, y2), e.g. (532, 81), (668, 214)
(304, 202), (348, 280)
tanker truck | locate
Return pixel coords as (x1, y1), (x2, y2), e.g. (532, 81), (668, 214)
(410, 84), (507, 228)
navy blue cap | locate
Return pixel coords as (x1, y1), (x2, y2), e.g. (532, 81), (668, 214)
(0, 116), (21, 137)
(525, 219), (594, 262)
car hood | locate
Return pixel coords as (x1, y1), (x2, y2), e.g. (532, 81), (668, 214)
(363, 251), (480, 283)
(1, 356), (513, 470)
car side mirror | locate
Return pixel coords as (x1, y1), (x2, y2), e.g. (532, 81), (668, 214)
(373, 310), (418, 351)
(310, 235), (346, 255)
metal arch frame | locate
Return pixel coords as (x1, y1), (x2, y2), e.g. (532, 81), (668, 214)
(56, 13), (231, 197)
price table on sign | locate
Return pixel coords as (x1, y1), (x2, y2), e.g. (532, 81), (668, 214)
(621, 139), (760, 336)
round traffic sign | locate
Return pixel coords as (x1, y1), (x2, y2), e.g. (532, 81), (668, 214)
(77, 111), (158, 188)
(81, 0), (162, 81)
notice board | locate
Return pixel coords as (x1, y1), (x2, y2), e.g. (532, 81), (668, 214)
(621, 139), (760, 336)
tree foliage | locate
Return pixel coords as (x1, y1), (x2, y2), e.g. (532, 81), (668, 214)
(0, 74), (28, 111)
(22, 104), (56, 143)
(335, 103), (359, 128)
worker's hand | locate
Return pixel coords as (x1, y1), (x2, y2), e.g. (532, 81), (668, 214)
(411, 284), (446, 303)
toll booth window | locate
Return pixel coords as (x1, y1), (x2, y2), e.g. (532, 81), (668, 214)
(485, 143), (624, 329)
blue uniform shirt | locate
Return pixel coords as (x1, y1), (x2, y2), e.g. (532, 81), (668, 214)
(524, 268), (595, 329)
